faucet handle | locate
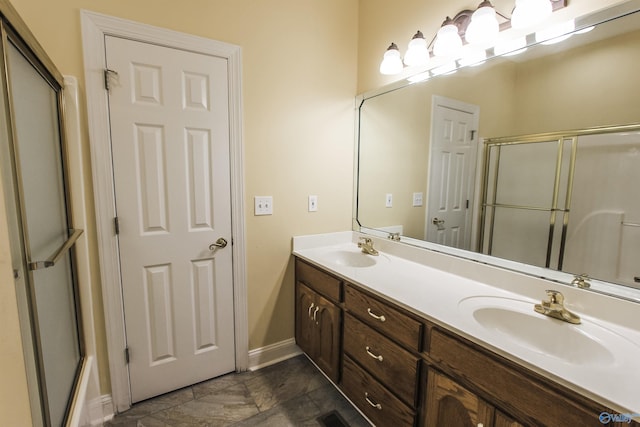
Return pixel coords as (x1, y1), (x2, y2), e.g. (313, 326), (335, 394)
(358, 237), (371, 247)
(544, 290), (564, 305)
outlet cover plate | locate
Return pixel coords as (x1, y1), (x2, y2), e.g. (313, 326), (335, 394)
(308, 195), (318, 212)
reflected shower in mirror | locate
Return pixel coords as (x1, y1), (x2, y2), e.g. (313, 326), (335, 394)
(481, 128), (640, 289)
(355, 2), (640, 296)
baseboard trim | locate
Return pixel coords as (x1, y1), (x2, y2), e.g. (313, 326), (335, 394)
(100, 395), (114, 423)
(247, 338), (302, 371)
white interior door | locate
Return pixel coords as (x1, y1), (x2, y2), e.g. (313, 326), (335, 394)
(426, 97), (479, 249)
(105, 36), (235, 402)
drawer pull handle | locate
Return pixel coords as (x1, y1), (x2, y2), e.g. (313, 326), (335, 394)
(367, 308), (386, 322)
(365, 346), (384, 362)
(365, 392), (382, 410)
(308, 303), (315, 319)
(313, 306), (320, 323)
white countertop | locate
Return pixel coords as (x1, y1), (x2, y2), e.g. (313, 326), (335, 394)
(292, 231), (640, 418)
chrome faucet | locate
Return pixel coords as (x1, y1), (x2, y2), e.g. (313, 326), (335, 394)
(534, 290), (581, 324)
(357, 237), (379, 256)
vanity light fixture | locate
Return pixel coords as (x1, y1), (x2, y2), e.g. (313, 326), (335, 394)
(378, 0), (566, 75)
(465, 1), (501, 45)
(379, 43), (403, 75)
(511, 0), (552, 29)
(404, 31), (430, 66)
(433, 17), (464, 57)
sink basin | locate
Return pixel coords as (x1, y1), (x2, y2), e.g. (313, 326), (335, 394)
(458, 296), (639, 366)
(320, 249), (379, 268)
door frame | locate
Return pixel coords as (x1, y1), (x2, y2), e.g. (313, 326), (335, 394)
(80, 10), (248, 413)
(425, 95), (480, 248)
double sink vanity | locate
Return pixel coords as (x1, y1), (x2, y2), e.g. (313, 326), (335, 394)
(292, 231), (640, 426)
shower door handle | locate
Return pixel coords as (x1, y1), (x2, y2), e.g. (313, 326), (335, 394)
(28, 229), (83, 270)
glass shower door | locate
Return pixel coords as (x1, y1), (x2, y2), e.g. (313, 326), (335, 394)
(5, 37), (83, 426)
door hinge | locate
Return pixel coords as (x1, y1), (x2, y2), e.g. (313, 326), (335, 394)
(466, 199), (470, 209)
(114, 217), (120, 235)
(104, 69), (118, 91)
(125, 347), (130, 364)
(470, 130), (477, 141)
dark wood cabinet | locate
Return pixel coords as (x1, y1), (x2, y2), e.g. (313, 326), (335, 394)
(494, 411), (524, 427)
(293, 257), (634, 427)
(294, 260), (342, 383)
(425, 370), (494, 427)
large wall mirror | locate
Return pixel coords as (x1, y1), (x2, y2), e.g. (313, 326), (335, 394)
(355, 0), (640, 301)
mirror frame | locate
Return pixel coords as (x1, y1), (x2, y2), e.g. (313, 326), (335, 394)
(353, 0), (640, 303)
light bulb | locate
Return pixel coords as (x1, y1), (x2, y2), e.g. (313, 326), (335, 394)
(404, 31), (430, 67)
(433, 22), (463, 57)
(465, 2), (499, 45)
(511, 0), (552, 30)
(379, 43), (403, 75)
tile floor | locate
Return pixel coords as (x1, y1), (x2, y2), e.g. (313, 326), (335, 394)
(106, 355), (371, 426)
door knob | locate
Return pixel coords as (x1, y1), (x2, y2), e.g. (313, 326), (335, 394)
(209, 237), (228, 251)
(432, 218), (445, 230)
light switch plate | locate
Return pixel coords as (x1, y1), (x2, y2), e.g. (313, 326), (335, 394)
(413, 192), (423, 207)
(254, 196), (273, 215)
(385, 193), (393, 208)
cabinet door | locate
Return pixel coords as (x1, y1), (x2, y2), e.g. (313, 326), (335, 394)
(314, 293), (341, 383)
(295, 282), (316, 356)
(425, 371), (494, 427)
(495, 411), (525, 427)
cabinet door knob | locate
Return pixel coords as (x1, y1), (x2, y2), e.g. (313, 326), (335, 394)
(365, 346), (384, 362)
(365, 392), (382, 410)
(367, 308), (386, 322)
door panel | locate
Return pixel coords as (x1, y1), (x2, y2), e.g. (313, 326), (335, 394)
(427, 101), (478, 250)
(105, 36), (235, 402)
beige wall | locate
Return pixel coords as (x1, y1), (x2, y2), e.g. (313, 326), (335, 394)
(7, 0), (358, 397)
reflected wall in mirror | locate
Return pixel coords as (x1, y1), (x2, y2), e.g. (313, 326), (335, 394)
(356, 2), (640, 296)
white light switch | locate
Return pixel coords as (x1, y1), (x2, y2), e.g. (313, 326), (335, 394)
(254, 196), (273, 215)
(308, 195), (318, 212)
(413, 192), (423, 207)
(385, 193), (393, 208)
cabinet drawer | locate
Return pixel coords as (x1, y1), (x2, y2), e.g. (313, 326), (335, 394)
(342, 355), (416, 427)
(345, 285), (422, 352)
(295, 259), (342, 303)
(344, 313), (419, 407)
(429, 329), (606, 427)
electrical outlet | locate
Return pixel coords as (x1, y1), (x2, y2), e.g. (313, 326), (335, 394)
(413, 192), (423, 207)
(254, 196), (273, 215)
(308, 195), (318, 212)
(385, 193), (393, 208)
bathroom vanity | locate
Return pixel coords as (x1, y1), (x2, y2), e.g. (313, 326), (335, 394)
(293, 232), (640, 427)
